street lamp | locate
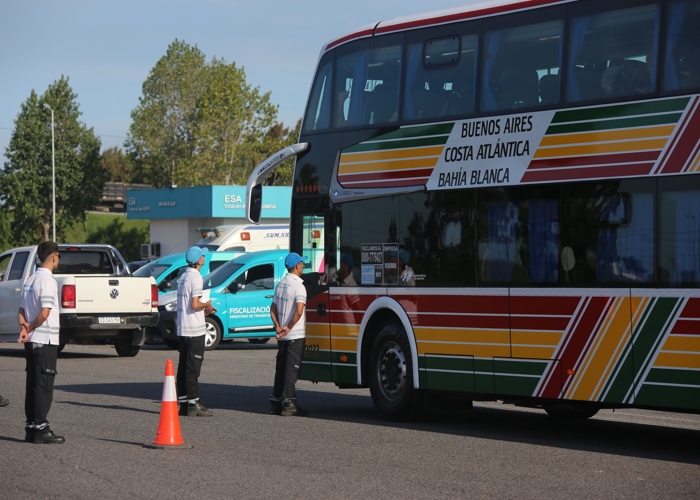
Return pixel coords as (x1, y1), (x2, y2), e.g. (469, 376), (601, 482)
(43, 103), (56, 242)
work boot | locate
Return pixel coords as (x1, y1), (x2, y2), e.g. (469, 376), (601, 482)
(24, 426), (35, 443)
(269, 397), (282, 415)
(33, 426), (65, 444)
(0, 395), (9, 406)
(281, 401), (308, 417)
(178, 403), (188, 417)
(187, 401), (213, 417)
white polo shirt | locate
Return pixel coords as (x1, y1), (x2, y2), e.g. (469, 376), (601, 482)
(177, 267), (206, 337)
(273, 273), (307, 340)
(20, 267), (60, 345)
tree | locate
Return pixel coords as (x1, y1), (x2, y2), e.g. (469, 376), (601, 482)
(125, 39), (281, 188)
(262, 119), (302, 186)
(0, 77), (104, 244)
(101, 147), (133, 183)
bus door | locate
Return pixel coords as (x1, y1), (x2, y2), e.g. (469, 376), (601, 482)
(298, 214), (334, 383)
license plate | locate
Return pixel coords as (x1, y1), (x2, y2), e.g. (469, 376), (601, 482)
(98, 317), (121, 324)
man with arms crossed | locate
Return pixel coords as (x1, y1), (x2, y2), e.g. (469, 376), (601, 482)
(177, 246), (216, 417)
(18, 241), (64, 444)
(269, 252), (308, 417)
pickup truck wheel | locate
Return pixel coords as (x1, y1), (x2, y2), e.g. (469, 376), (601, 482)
(114, 335), (140, 357)
(204, 317), (221, 351)
(163, 339), (180, 350)
(248, 338), (270, 344)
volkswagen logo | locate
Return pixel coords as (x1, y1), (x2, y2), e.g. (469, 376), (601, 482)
(110, 289), (119, 299)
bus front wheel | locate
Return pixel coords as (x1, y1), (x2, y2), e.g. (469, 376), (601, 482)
(369, 321), (423, 421)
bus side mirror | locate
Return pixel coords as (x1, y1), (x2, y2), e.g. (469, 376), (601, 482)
(249, 184), (262, 224)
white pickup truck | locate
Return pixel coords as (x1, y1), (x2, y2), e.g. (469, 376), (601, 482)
(0, 244), (159, 356)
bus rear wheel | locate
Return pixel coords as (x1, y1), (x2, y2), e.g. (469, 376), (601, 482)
(369, 320), (423, 421)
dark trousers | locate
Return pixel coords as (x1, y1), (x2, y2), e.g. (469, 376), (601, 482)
(272, 338), (305, 403)
(24, 343), (58, 428)
(177, 335), (205, 403)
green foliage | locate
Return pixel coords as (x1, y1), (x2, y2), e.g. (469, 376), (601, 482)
(0, 77), (106, 244)
(101, 146), (132, 182)
(84, 215), (150, 262)
(125, 39), (296, 188)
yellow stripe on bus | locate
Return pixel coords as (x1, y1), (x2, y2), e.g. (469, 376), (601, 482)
(538, 125), (674, 147)
(331, 338), (359, 352)
(340, 146), (445, 163)
(572, 297), (632, 401)
(338, 157), (440, 174)
(511, 330), (563, 347)
(533, 138), (668, 159)
(653, 352), (700, 369)
(331, 324), (360, 338)
(511, 345), (557, 359)
(661, 335), (700, 353)
(415, 327), (510, 344)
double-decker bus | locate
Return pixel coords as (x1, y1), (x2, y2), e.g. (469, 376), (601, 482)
(247, 0), (700, 420)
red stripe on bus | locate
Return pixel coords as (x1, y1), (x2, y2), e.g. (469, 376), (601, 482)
(374, 0), (565, 35)
(670, 319), (700, 335)
(540, 296), (610, 398)
(510, 295), (581, 315)
(338, 168), (435, 182)
(521, 162), (655, 182)
(659, 97), (700, 173)
(341, 178), (430, 188)
(679, 298), (700, 319)
(398, 295), (510, 315)
(510, 315), (572, 331)
(409, 313), (510, 329)
(526, 151), (660, 170)
(326, 28), (375, 50)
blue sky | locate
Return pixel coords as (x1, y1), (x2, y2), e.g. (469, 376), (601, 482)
(0, 0), (472, 164)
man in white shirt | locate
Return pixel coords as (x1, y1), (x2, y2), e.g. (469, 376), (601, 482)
(18, 241), (64, 444)
(176, 246), (215, 417)
(269, 252), (308, 417)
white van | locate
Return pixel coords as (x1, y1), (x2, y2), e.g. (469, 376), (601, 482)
(196, 224), (289, 252)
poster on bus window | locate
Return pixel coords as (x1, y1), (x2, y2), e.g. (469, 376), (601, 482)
(361, 243), (399, 285)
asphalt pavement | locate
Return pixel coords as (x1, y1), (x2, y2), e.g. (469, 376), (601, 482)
(0, 341), (698, 499)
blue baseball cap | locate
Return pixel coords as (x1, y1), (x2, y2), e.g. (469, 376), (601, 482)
(285, 252), (308, 269)
(186, 246), (209, 264)
(340, 253), (354, 268)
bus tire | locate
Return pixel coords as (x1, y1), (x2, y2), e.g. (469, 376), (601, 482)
(544, 407), (599, 419)
(369, 320), (423, 421)
(204, 317), (221, 351)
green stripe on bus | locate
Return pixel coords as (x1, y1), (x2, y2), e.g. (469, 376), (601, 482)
(494, 375), (540, 397)
(303, 350), (332, 364)
(424, 371), (475, 392)
(628, 297), (683, 403)
(343, 134), (450, 153)
(493, 358), (548, 377)
(299, 363), (334, 383)
(645, 368), (700, 386)
(634, 384), (700, 411)
(550, 98), (690, 124)
(332, 364), (357, 385)
(545, 112), (682, 135)
(421, 354), (475, 372)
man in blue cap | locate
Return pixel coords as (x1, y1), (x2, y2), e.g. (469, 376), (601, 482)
(176, 246), (215, 417)
(269, 252), (308, 416)
(336, 253), (357, 287)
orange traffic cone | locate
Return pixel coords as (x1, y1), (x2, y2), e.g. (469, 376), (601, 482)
(144, 359), (192, 449)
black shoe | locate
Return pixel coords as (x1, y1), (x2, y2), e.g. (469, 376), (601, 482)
(269, 401), (282, 416)
(24, 428), (35, 443)
(281, 403), (308, 417)
(33, 427), (65, 444)
(0, 395), (9, 407)
(178, 403), (188, 417)
(187, 401), (213, 417)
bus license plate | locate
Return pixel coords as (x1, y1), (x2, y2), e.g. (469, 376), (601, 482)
(98, 317), (121, 324)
